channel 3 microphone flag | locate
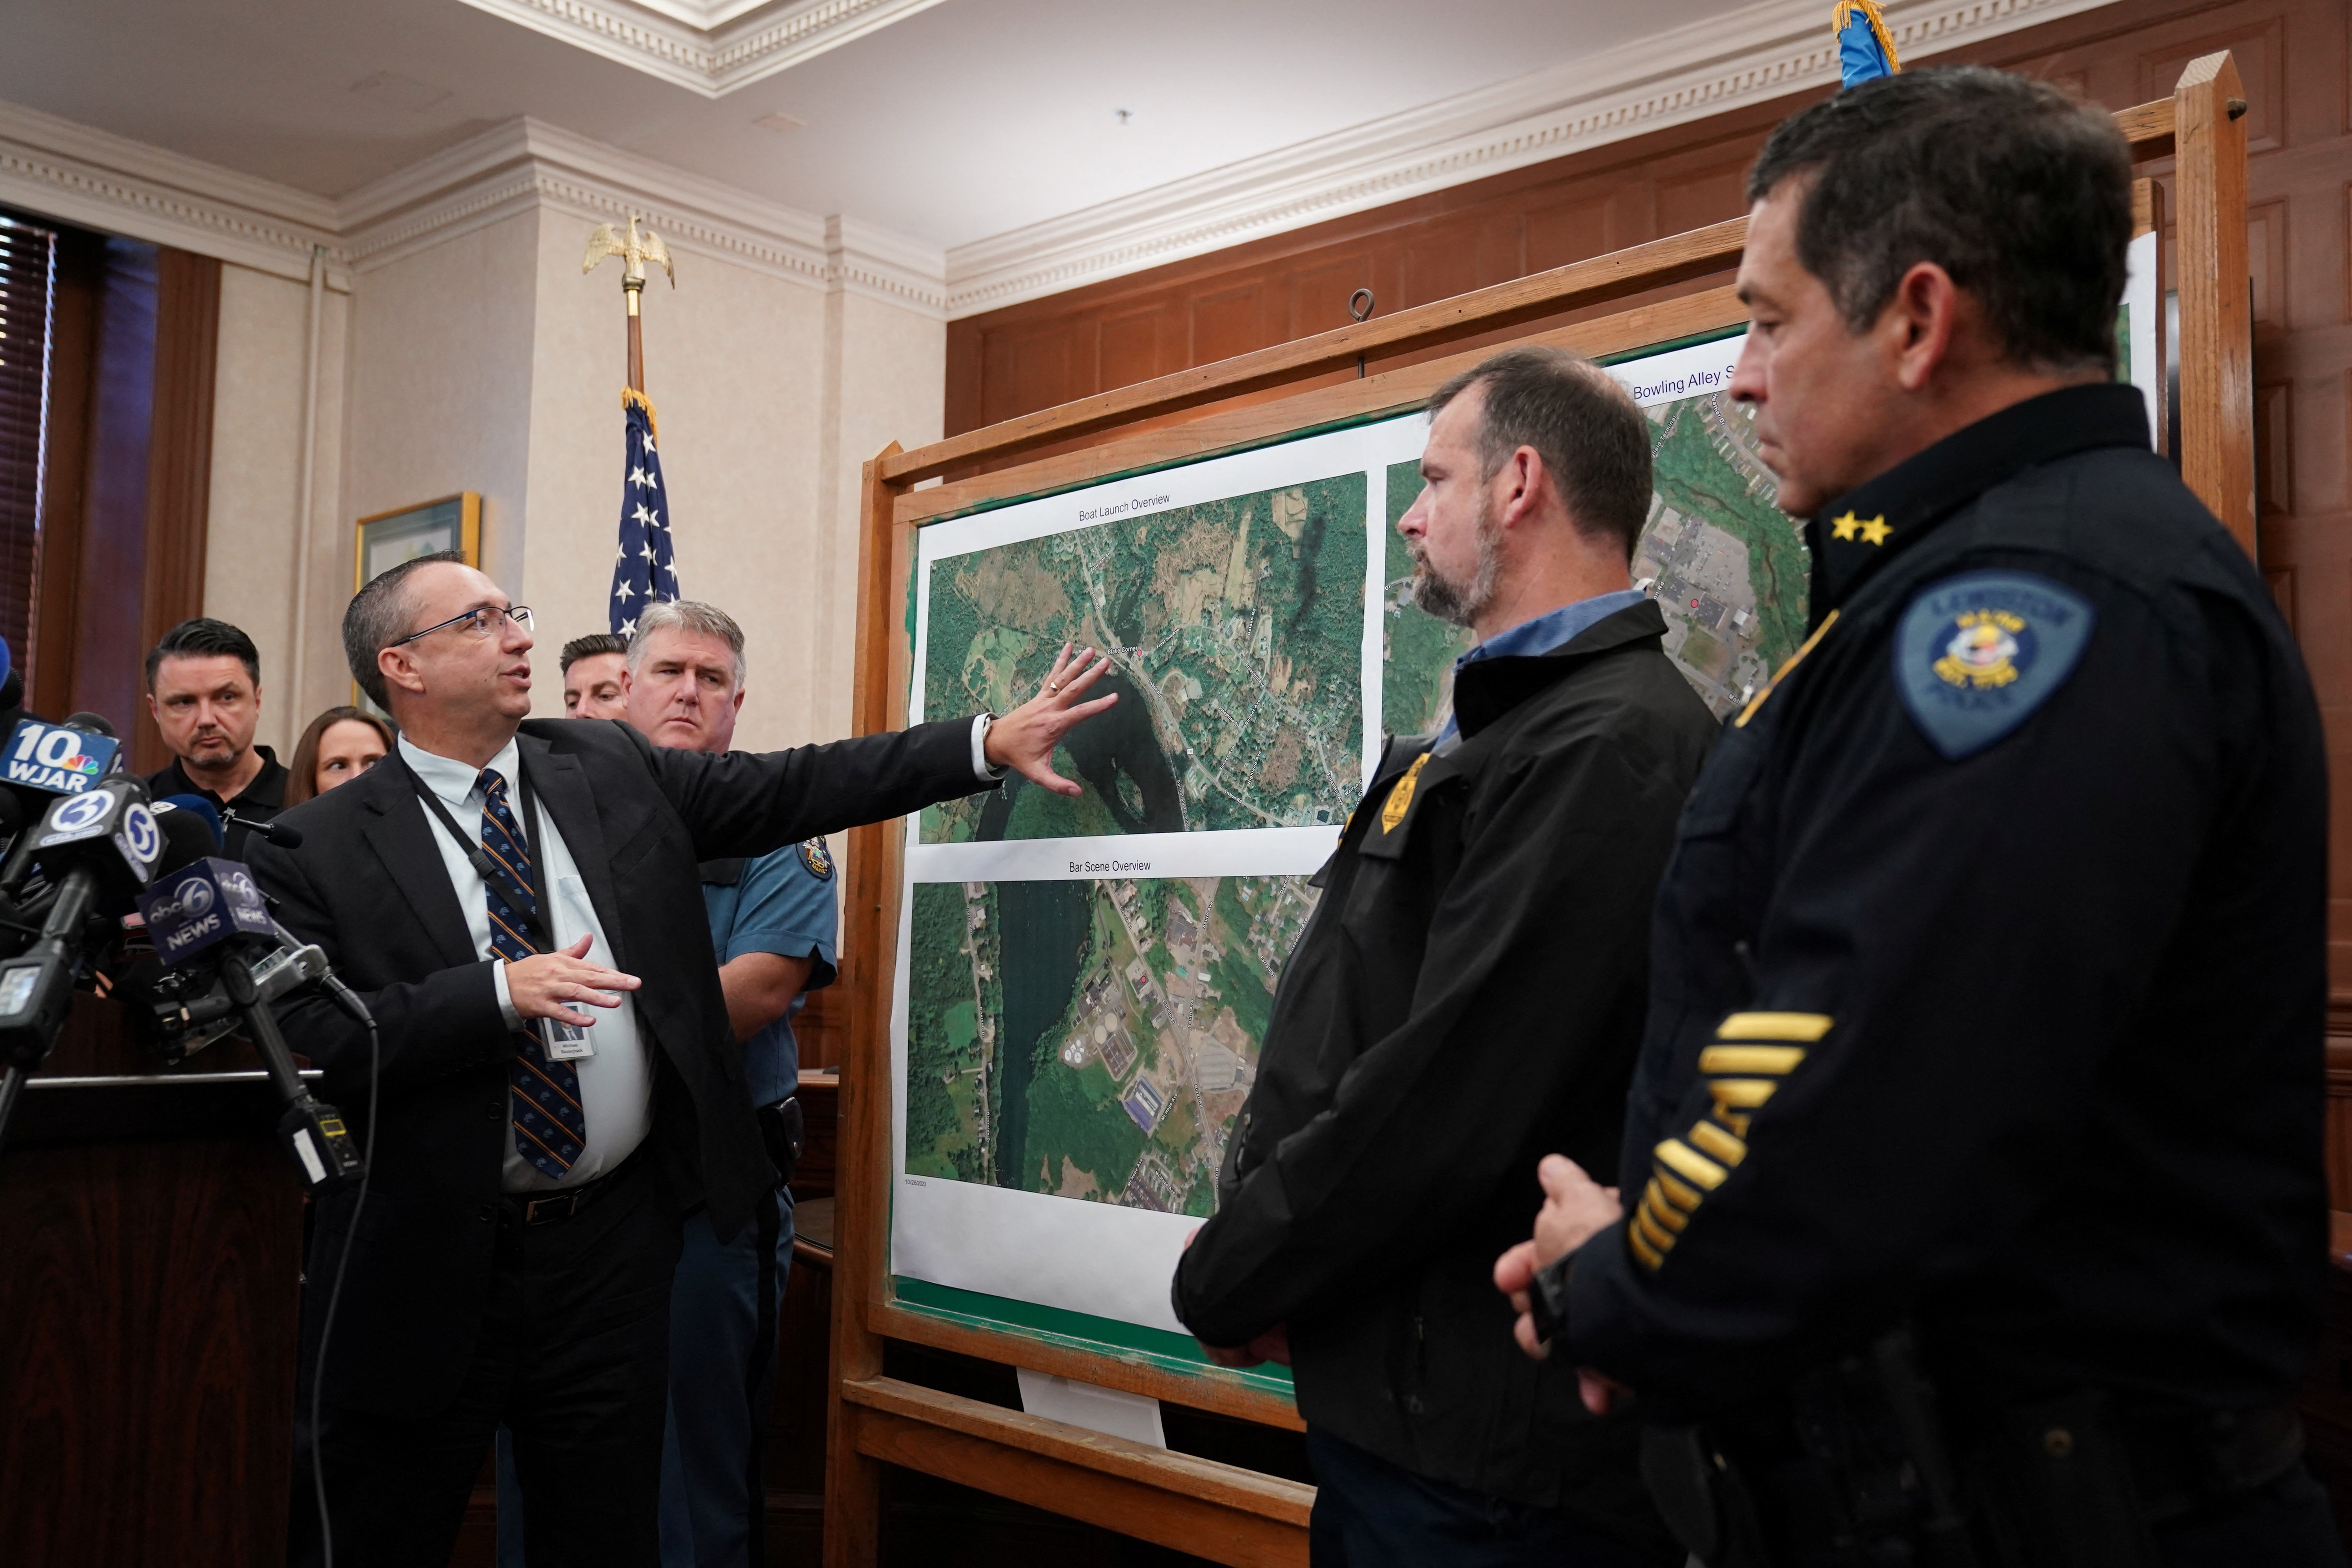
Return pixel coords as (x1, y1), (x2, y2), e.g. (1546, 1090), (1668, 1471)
(609, 388), (680, 637)
(1833, 0), (1901, 89)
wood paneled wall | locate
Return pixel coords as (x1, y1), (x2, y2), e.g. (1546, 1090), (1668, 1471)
(29, 230), (219, 768)
(947, 0), (2352, 1031)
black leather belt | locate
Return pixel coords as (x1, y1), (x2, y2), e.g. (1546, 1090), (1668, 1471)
(506, 1143), (646, 1226)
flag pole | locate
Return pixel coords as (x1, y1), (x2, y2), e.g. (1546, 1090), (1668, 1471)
(586, 214), (681, 635)
(583, 213), (674, 396)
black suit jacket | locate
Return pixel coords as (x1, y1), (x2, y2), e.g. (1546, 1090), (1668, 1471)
(251, 715), (982, 1414)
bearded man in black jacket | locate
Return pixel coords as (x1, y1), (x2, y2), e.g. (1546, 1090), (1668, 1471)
(1172, 346), (1715, 1565)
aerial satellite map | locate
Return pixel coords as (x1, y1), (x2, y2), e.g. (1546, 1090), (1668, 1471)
(1633, 383), (1811, 714)
(898, 333), (1815, 1272)
(919, 472), (1367, 843)
(904, 873), (1318, 1214)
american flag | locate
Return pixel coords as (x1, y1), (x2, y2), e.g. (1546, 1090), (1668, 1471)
(610, 392), (679, 635)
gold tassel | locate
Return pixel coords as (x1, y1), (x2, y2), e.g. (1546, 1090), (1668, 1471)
(1831, 0), (1903, 73)
(621, 385), (660, 443)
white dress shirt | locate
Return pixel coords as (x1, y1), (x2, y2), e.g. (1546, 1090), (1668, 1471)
(399, 734), (652, 1192)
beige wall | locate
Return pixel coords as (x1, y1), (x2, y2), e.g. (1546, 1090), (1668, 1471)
(207, 202), (947, 764)
(203, 261), (348, 757)
(519, 211), (840, 751)
(811, 289), (947, 740)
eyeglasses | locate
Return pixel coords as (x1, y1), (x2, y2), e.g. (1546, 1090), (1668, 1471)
(392, 604), (534, 647)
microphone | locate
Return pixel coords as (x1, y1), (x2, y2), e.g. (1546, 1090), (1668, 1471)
(0, 777), (165, 1152)
(151, 802), (226, 880)
(0, 712), (129, 898)
(155, 793), (225, 854)
(226, 810), (301, 849)
(123, 855), (368, 1191)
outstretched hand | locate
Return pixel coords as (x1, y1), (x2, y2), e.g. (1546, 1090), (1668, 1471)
(984, 642), (1119, 795)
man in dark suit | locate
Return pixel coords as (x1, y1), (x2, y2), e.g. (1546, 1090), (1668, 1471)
(256, 552), (1112, 1568)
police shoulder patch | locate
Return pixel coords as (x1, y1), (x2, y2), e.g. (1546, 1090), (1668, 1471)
(1894, 570), (2095, 760)
(798, 837), (835, 881)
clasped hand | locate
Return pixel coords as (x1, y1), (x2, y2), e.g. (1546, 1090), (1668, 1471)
(1493, 1154), (1632, 1414)
(505, 934), (640, 1027)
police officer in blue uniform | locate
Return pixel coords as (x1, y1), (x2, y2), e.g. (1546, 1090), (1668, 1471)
(1495, 68), (2341, 1565)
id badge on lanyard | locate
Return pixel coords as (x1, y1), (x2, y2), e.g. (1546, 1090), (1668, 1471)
(407, 755), (596, 1060)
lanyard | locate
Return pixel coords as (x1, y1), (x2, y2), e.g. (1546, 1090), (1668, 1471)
(401, 750), (556, 955)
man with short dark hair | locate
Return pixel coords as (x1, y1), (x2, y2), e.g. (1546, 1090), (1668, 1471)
(1497, 68), (2336, 1564)
(561, 633), (630, 719)
(143, 616), (288, 858)
(1173, 345), (1715, 1565)
(258, 551), (1114, 1567)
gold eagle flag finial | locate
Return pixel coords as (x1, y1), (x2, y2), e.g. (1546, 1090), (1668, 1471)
(584, 214), (675, 392)
(583, 214), (674, 292)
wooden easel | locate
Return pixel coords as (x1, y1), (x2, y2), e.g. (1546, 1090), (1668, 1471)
(824, 55), (2251, 1566)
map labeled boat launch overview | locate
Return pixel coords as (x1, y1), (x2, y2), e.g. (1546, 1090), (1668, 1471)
(919, 472), (1367, 843)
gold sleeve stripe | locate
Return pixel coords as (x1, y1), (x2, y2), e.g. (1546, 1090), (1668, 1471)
(1686, 1118), (1748, 1167)
(1698, 1045), (1807, 1076)
(1655, 1138), (1728, 1190)
(1628, 1223), (1667, 1272)
(1715, 1012), (1833, 1043)
(1642, 1180), (1688, 1231)
(1633, 1202), (1679, 1255)
(1708, 1078), (1780, 1109)
(1628, 1213), (1684, 1260)
(1655, 1169), (1704, 1211)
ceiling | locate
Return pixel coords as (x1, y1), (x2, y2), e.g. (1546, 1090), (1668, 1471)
(2, 0), (1744, 251)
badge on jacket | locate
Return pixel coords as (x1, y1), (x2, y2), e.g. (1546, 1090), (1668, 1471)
(799, 837), (835, 881)
(1381, 753), (1430, 835)
(1894, 570), (2095, 760)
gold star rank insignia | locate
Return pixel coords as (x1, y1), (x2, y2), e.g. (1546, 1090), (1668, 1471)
(1858, 515), (1893, 546)
(1830, 511), (1862, 541)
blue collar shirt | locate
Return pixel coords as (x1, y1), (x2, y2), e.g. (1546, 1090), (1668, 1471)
(1434, 588), (1650, 745)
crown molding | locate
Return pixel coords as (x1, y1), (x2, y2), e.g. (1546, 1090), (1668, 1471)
(0, 100), (345, 286)
(448, 0), (949, 98)
(941, 0), (2126, 316)
(0, 98), (950, 315)
(826, 214), (948, 317)
(0, 0), (2122, 323)
(338, 117), (836, 288)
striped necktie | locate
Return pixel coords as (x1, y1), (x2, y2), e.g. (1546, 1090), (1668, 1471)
(479, 768), (586, 1180)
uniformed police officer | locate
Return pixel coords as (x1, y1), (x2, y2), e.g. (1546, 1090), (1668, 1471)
(1493, 67), (2339, 1566)
(1174, 347), (1717, 1565)
(500, 600), (841, 1568)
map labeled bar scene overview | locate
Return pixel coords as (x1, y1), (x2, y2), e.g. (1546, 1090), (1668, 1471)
(905, 875), (1318, 1216)
(919, 473), (1368, 842)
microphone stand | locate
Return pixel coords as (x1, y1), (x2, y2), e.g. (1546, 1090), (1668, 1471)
(0, 865), (105, 1154)
(218, 947), (365, 1191)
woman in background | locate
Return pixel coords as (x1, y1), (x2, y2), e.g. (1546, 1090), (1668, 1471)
(282, 706), (394, 806)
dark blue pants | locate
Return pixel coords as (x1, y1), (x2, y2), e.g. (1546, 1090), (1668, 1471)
(1306, 1427), (1664, 1568)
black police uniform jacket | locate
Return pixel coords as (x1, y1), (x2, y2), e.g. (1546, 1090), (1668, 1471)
(1560, 384), (2329, 1427)
(252, 716), (988, 1416)
(1172, 599), (1715, 1532)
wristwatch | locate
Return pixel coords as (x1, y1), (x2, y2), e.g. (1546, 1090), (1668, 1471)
(1528, 1249), (1575, 1346)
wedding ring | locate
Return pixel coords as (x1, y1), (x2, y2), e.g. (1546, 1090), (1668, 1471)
(1047, 681), (1063, 695)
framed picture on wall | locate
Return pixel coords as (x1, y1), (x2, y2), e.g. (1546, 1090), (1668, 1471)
(352, 493), (481, 711)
